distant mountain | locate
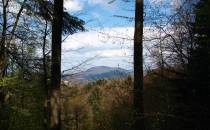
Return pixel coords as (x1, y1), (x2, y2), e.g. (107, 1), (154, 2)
(63, 66), (132, 83)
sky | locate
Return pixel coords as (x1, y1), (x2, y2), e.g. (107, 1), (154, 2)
(61, 0), (179, 72)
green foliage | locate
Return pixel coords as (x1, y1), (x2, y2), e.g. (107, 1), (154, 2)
(22, 0), (85, 35)
(0, 72), (46, 130)
(63, 12), (85, 34)
(0, 76), (17, 88)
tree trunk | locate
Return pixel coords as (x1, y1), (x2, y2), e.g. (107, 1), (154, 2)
(133, 0), (145, 130)
(43, 20), (50, 130)
(43, 20), (48, 92)
(0, 0), (8, 78)
(50, 0), (63, 130)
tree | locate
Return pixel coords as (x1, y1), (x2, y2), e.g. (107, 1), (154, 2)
(187, 0), (210, 129)
(0, 0), (9, 77)
(133, 0), (145, 130)
(50, 0), (63, 129)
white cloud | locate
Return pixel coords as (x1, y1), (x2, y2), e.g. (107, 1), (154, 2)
(62, 27), (134, 51)
(87, 0), (117, 9)
(91, 12), (101, 18)
(8, 1), (21, 14)
(171, 0), (182, 9)
(63, 0), (117, 12)
(149, 0), (165, 4)
(61, 26), (159, 71)
(99, 49), (130, 57)
(62, 27), (134, 70)
(64, 0), (83, 12)
(88, 0), (108, 5)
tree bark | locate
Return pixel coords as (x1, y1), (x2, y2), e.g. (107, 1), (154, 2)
(0, 0), (9, 77)
(43, 20), (50, 130)
(50, 0), (63, 130)
(43, 20), (48, 92)
(133, 0), (145, 130)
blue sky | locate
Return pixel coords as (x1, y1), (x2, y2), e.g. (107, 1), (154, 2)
(65, 0), (135, 28)
(62, 0), (177, 72)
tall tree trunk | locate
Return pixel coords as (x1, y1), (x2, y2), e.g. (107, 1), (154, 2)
(133, 0), (145, 130)
(43, 20), (48, 93)
(50, 0), (63, 130)
(0, 0), (9, 78)
(43, 20), (50, 130)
